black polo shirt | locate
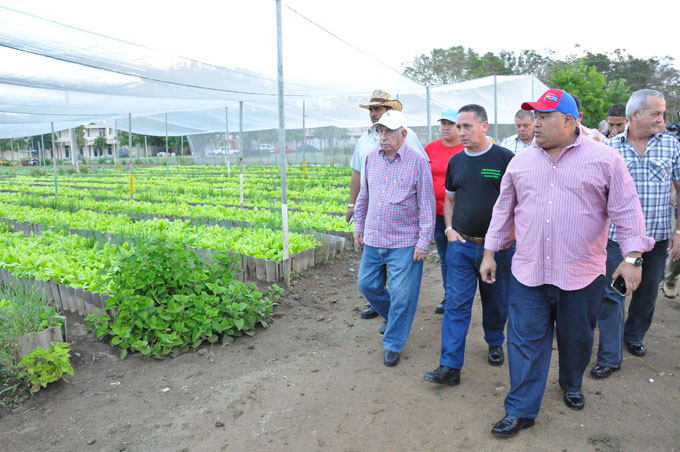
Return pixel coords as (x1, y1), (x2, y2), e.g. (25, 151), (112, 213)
(444, 143), (513, 237)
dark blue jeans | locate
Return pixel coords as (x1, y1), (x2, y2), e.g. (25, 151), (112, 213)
(504, 275), (605, 419)
(357, 245), (424, 353)
(439, 240), (511, 369)
(596, 239), (667, 366)
(433, 215), (449, 299)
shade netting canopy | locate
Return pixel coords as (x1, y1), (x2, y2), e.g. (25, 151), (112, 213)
(0, 3), (548, 138)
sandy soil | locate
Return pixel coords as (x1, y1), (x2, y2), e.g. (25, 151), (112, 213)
(1, 251), (679, 452)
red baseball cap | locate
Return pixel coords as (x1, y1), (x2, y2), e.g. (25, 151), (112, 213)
(521, 89), (578, 119)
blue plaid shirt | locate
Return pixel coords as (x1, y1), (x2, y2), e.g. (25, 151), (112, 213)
(607, 129), (680, 242)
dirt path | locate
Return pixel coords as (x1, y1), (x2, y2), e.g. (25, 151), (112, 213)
(1, 252), (679, 452)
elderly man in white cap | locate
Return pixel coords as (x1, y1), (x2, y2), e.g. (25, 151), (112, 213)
(347, 89), (427, 328)
(354, 109), (436, 366)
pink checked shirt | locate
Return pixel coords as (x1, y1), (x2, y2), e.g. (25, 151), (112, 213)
(354, 142), (435, 251)
(485, 132), (654, 290)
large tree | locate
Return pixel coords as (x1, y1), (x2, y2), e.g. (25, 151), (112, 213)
(549, 60), (631, 128)
(404, 46), (511, 85)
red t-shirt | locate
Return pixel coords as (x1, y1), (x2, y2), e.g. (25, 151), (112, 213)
(425, 139), (464, 215)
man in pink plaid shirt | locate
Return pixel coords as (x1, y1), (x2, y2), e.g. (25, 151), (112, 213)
(353, 110), (436, 367)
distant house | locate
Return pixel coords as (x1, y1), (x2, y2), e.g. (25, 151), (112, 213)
(54, 124), (117, 158)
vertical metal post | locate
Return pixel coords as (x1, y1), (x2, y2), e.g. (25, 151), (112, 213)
(113, 120), (118, 165)
(144, 135), (148, 159)
(225, 106), (229, 166)
(165, 113), (169, 176)
(239, 101), (244, 207)
(180, 135), (184, 166)
(40, 134), (46, 167)
(276, 0), (290, 288)
(493, 75), (498, 142)
(51, 122), (57, 197)
(426, 85), (432, 144)
(302, 100), (306, 167)
(70, 128), (79, 172)
(129, 113), (133, 199)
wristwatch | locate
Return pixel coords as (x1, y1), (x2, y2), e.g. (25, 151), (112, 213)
(624, 256), (643, 267)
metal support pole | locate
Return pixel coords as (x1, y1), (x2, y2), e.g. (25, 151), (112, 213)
(70, 128), (79, 172)
(144, 135), (148, 159)
(165, 113), (169, 176)
(51, 122), (57, 197)
(225, 107), (229, 166)
(113, 120), (118, 165)
(239, 101), (244, 207)
(493, 75), (498, 142)
(426, 85), (432, 144)
(129, 113), (133, 199)
(276, 0), (290, 289)
(40, 134), (46, 167)
(302, 100), (306, 167)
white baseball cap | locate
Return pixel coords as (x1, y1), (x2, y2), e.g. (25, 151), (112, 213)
(376, 110), (408, 130)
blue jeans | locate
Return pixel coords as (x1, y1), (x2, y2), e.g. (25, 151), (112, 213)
(596, 239), (667, 366)
(439, 240), (511, 369)
(357, 245), (424, 353)
(433, 215), (449, 299)
(504, 275), (605, 419)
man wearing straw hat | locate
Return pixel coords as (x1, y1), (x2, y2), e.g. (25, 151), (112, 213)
(347, 89), (427, 329)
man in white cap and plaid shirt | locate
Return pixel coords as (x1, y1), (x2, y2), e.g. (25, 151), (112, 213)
(347, 89), (427, 329)
(353, 109), (436, 366)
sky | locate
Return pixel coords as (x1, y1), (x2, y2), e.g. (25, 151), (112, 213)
(2, 0), (679, 83)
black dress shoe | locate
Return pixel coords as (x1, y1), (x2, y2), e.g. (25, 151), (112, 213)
(626, 342), (646, 357)
(434, 299), (445, 314)
(563, 391), (585, 410)
(384, 350), (400, 367)
(491, 414), (535, 437)
(360, 306), (379, 319)
(379, 319), (387, 335)
(488, 345), (504, 366)
(590, 364), (621, 379)
(424, 365), (460, 385)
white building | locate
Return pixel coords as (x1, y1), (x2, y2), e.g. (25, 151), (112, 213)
(54, 124), (117, 158)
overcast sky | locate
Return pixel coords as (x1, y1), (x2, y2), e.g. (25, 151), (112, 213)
(2, 0), (679, 83)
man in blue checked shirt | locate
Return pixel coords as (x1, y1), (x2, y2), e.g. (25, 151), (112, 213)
(592, 89), (680, 379)
(353, 109), (436, 367)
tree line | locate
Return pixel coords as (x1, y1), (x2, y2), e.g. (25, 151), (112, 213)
(403, 47), (680, 128)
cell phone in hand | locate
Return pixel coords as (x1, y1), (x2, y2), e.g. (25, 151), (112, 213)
(348, 214), (354, 225)
(611, 275), (627, 296)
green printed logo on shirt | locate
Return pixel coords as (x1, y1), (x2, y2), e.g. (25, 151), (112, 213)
(481, 168), (501, 179)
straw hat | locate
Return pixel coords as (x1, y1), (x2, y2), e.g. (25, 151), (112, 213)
(359, 89), (403, 111)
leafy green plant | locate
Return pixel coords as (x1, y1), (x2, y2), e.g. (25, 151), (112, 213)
(0, 280), (65, 382)
(18, 341), (73, 392)
(86, 238), (282, 359)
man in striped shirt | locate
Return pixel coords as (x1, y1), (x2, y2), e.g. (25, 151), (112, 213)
(479, 89), (653, 437)
(499, 110), (534, 154)
(592, 89), (680, 379)
(354, 110), (436, 367)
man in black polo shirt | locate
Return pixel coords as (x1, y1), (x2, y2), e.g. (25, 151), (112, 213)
(424, 104), (514, 386)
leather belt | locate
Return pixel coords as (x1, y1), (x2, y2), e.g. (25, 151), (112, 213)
(460, 233), (485, 244)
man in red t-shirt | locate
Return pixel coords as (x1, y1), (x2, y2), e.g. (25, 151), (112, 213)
(425, 109), (465, 314)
